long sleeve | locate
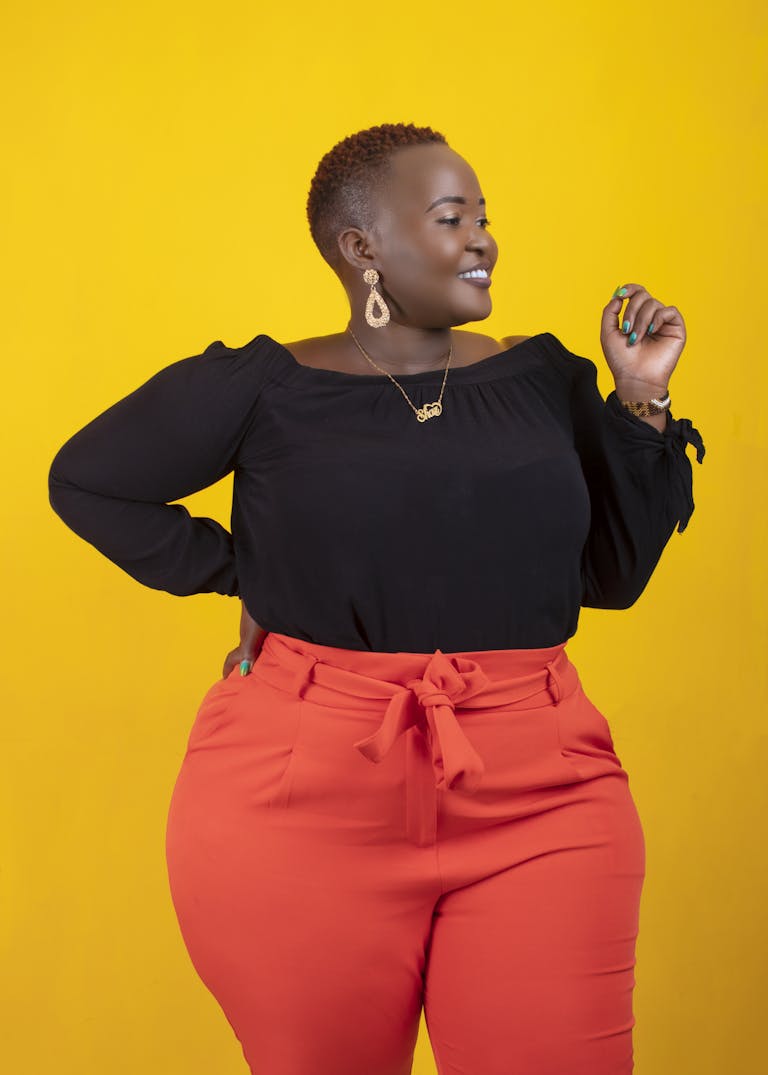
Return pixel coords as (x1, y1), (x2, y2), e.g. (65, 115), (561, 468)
(48, 339), (265, 597)
(569, 351), (706, 610)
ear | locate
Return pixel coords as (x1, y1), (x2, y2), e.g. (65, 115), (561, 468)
(337, 227), (375, 274)
(499, 335), (531, 350)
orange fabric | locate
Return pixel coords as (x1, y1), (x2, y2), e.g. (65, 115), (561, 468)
(165, 632), (645, 1074)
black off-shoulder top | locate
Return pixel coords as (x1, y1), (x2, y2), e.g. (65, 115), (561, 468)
(48, 331), (705, 652)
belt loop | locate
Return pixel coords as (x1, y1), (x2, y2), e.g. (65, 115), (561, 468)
(291, 653), (319, 700)
(545, 658), (563, 706)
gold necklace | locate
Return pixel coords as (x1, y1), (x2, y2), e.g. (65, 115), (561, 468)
(346, 326), (452, 422)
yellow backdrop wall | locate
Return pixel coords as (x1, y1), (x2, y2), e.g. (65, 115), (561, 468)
(3, 1), (764, 1072)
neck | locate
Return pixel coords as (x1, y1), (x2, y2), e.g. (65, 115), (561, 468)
(345, 321), (453, 376)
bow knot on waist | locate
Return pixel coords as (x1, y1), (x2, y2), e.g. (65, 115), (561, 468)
(261, 631), (574, 848)
(353, 649), (489, 795)
(409, 683), (456, 711)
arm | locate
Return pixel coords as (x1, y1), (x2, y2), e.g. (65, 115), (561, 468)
(221, 601), (270, 678)
(48, 340), (265, 597)
(571, 355), (706, 610)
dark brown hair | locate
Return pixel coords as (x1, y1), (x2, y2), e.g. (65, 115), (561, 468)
(306, 122), (448, 274)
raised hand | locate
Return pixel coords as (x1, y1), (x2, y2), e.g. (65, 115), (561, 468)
(601, 283), (687, 398)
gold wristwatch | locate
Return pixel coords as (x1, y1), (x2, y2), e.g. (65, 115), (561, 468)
(618, 391), (670, 417)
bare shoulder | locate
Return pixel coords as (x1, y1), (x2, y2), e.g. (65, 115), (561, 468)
(279, 334), (346, 369)
(455, 331), (531, 354)
(498, 334), (532, 350)
(280, 331), (532, 372)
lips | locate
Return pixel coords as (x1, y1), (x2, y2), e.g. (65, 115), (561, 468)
(458, 275), (492, 289)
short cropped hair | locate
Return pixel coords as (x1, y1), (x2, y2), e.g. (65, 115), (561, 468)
(306, 122), (448, 274)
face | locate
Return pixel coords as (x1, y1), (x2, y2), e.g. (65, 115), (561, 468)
(340, 142), (499, 330)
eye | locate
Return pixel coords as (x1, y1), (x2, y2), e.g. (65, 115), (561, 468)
(438, 216), (492, 227)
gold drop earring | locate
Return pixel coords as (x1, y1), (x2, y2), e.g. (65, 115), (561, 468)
(363, 268), (390, 327)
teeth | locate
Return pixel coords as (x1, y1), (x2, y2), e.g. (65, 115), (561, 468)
(458, 269), (489, 279)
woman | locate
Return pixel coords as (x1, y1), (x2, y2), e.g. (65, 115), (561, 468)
(48, 122), (705, 1075)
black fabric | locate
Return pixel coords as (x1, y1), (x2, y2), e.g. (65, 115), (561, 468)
(48, 332), (705, 652)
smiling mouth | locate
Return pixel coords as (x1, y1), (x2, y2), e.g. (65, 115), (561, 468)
(457, 274), (492, 289)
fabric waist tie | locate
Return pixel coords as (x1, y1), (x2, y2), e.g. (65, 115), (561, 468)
(255, 632), (581, 847)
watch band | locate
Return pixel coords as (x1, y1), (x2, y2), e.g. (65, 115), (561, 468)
(618, 392), (671, 417)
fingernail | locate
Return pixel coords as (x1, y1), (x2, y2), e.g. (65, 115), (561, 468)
(614, 286), (629, 297)
(622, 320), (631, 334)
(628, 331), (637, 345)
(240, 659), (252, 676)
(647, 322), (655, 335)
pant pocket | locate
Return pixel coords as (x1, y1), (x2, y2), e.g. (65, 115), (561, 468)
(553, 684), (622, 779)
(184, 671), (305, 810)
(185, 664), (254, 751)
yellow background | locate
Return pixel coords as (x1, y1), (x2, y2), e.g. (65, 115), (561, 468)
(3, 0), (765, 1071)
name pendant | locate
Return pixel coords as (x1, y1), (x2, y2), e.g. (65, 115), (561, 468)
(416, 401), (443, 422)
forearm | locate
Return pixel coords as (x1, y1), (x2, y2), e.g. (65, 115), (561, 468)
(240, 601), (268, 647)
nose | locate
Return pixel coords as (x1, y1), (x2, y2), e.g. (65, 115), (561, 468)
(466, 230), (495, 261)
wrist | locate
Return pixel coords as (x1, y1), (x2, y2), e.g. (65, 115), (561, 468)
(613, 377), (670, 432)
(613, 377), (669, 402)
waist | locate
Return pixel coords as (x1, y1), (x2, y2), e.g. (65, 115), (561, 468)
(254, 631), (580, 711)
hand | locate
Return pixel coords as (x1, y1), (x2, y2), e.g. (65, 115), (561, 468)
(221, 602), (269, 679)
(600, 283), (687, 398)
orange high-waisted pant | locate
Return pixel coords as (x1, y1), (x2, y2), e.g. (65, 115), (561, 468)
(165, 631), (646, 1075)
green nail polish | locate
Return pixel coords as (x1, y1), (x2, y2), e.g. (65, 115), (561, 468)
(614, 286), (629, 297)
(628, 331), (637, 345)
(647, 322), (655, 335)
(240, 659), (252, 676)
(622, 320), (630, 334)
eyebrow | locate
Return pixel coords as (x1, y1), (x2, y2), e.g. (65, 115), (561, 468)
(425, 195), (486, 212)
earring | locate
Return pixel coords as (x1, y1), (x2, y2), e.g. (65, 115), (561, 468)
(363, 268), (390, 327)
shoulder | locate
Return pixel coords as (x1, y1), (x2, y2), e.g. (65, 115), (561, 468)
(453, 330), (530, 352)
(497, 334), (532, 350)
(196, 333), (289, 389)
(464, 330), (596, 380)
(532, 332), (599, 383)
(282, 331), (534, 357)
